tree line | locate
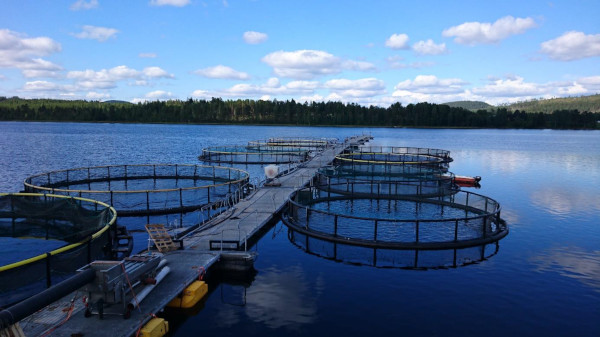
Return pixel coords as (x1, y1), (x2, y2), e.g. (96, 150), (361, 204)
(0, 97), (598, 129)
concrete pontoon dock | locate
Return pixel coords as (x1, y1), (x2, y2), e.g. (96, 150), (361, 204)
(17, 135), (372, 337)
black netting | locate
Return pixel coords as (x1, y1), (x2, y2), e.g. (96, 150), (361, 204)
(0, 194), (115, 307)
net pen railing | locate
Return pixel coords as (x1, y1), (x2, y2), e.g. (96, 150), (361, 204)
(199, 146), (310, 164)
(351, 146), (452, 162)
(287, 227), (501, 269)
(0, 193), (117, 306)
(335, 152), (449, 167)
(283, 188), (507, 249)
(24, 164), (250, 215)
(314, 170), (456, 197)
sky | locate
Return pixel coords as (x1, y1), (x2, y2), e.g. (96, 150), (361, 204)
(1, 0), (599, 106)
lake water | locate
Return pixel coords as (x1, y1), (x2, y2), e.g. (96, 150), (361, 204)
(1, 122), (599, 336)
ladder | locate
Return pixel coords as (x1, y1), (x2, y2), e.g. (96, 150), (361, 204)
(145, 224), (178, 253)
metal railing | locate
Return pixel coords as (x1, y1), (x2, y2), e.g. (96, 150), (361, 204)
(24, 164), (249, 215)
(283, 187), (507, 249)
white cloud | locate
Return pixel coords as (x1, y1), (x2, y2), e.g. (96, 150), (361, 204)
(72, 25), (118, 42)
(472, 76), (546, 97)
(540, 31), (600, 61)
(21, 69), (62, 78)
(342, 60), (377, 72)
(23, 80), (64, 91)
(412, 39), (447, 55)
(224, 78), (317, 96)
(299, 94), (324, 102)
(67, 65), (173, 89)
(190, 89), (211, 99)
(86, 91), (110, 100)
(70, 0), (98, 11)
(132, 90), (175, 103)
(0, 29), (62, 76)
(557, 82), (588, 96)
(243, 31), (268, 44)
(262, 50), (374, 79)
(262, 50), (341, 79)
(146, 90), (173, 99)
(191, 78), (320, 99)
(385, 33), (410, 49)
(193, 65), (250, 80)
(394, 75), (467, 94)
(442, 16), (536, 45)
(143, 66), (174, 78)
(577, 76), (600, 91)
(259, 95), (271, 101)
(139, 52), (157, 58)
(324, 78), (386, 98)
(149, 0), (190, 7)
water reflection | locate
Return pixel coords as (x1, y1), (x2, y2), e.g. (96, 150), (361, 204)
(213, 265), (320, 330)
(288, 227), (501, 269)
(532, 246), (600, 292)
(529, 187), (600, 217)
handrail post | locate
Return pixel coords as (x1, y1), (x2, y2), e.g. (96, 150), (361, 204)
(454, 219), (459, 241)
(374, 220), (378, 241)
(415, 220), (420, 243)
(46, 252), (52, 288)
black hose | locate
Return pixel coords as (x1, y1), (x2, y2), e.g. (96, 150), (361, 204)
(0, 268), (96, 329)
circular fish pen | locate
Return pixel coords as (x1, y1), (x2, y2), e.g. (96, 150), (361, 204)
(336, 146), (453, 171)
(287, 227), (501, 269)
(283, 187), (508, 250)
(0, 193), (117, 306)
(315, 166), (456, 198)
(247, 137), (337, 151)
(199, 146), (309, 165)
(23, 164), (250, 216)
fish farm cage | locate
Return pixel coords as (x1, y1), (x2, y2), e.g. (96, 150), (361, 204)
(287, 226), (501, 269)
(283, 186), (508, 250)
(247, 137), (338, 151)
(336, 146), (453, 170)
(0, 193), (117, 307)
(315, 166), (456, 198)
(199, 146), (310, 165)
(23, 164), (250, 216)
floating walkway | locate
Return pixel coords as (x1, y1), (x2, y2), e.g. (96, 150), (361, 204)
(18, 135), (372, 337)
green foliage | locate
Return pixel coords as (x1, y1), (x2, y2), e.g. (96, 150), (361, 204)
(504, 94), (600, 113)
(0, 97), (598, 129)
(442, 101), (493, 111)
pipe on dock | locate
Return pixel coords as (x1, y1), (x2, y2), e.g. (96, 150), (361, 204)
(128, 266), (170, 311)
(0, 268), (96, 329)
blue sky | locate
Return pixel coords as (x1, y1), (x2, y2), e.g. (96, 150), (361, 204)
(1, 0), (599, 106)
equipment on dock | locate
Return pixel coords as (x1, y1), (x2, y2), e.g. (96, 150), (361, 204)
(0, 193), (119, 308)
(454, 175), (481, 188)
(77, 253), (165, 319)
(145, 224), (181, 253)
(264, 164), (281, 186)
(167, 280), (208, 309)
(139, 317), (169, 337)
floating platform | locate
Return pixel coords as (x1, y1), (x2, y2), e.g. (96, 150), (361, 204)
(15, 135), (372, 337)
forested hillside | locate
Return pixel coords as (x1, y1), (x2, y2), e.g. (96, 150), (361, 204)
(442, 101), (493, 111)
(0, 96), (598, 129)
(504, 94), (600, 113)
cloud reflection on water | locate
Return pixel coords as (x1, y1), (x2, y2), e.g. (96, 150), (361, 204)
(529, 187), (600, 217)
(532, 246), (600, 292)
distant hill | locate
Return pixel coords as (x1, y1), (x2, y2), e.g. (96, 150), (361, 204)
(103, 100), (131, 104)
(504, 94), (600, 113)
(442, 101), (493, 111)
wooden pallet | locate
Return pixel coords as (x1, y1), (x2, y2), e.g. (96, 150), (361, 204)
(145, 224), (178, 253)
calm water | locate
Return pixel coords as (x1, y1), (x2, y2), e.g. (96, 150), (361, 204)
(1, 122), (599, 336)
